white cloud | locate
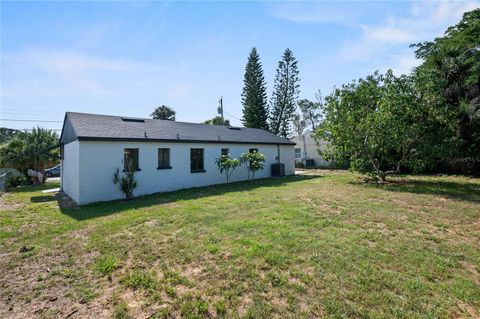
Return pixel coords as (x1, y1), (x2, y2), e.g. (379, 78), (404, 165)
(431, 0), (479, 22)
(2, 49), (147, 96)
(21, 50), (138, 77)
(387, 54), (422, 76)
(269, 3), (352, 25)
(1, 46), (196, 120)
(360, 25), (414, 44)
(339, 1), (480, 74)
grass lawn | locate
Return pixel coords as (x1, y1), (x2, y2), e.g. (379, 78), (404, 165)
(0, 170), (479, 318)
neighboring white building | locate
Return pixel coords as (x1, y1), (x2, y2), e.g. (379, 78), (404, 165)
(60, 112), (295, 205)
(290, 131), (333, 168)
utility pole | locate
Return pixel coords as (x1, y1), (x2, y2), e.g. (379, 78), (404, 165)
(217, 96), (224, 120)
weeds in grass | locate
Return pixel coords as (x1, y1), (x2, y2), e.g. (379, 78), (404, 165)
(179, 294), (210, 318)
(112, 300), (131, 319)
(207, 244), (220, 254)
(62, 268), (79, 280)
(215, 300), (227, 317)
(151, 308), (173, 319)
(265, 252), (287, 267)
(121, 269), (157, 293)
(94, 255), (119, 278)
(69, 282), (98, 304)
(2, 173), (480, 318)
(267, 271), (287, 287)
(165, 285), (176, 298)
(163, 268), (190, 286)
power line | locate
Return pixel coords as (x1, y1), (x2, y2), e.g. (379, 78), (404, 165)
(0, 111), (59, 115)
(0, 119), (63, 123)
(224, 110), (242, 121)
(1, 107), (60, 112)
(19, 128), (62, 131)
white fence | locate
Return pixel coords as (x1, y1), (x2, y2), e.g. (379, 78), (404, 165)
(0, 168), (23, 178)
(0, 169), (22, 196)
(0, 173), (9, 195)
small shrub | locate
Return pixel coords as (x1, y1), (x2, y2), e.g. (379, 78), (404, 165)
(215, 154), (241, 183)
(113, 157), (137, 200)
(240, 151), (266, 180)
(94, 256), (118, 278)
(295, 161), (305, 169)
(6, 174), (27, 188)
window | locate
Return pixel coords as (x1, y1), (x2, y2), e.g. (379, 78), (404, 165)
(221, 148), (229, 156)
(124, 148), (139, 171)
(249, 148), (258, 153)
(158, 148), (171, 169)
(295, 148), (302, 159)
(190, 148), (205, 173)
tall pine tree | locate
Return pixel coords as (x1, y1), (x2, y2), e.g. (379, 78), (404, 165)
(269, 48), (300, 137)
(241, 48), (269, 130)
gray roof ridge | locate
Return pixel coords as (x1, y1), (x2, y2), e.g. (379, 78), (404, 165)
(66, 111), (250, 130)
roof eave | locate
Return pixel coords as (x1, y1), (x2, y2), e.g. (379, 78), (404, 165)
(77, 136), (295, 145)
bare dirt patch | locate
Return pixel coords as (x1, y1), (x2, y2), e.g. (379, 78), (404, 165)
(455, 301), (480, 319)
(0, 194), (24, 211)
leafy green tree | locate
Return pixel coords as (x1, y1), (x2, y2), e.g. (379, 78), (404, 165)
(203, 116), (230, 126)
(240, 150), (266, 180)
(317, 71), (436, 181)
(409, 67), (459, 172)
(0, 128), (20, 144)
(0, 127), (59, 178)
(215, 154), (241, 183)
(297, 94), (322, 131)
(151, 105), (176, 120)
(0, 138), (27, 171)
(241, 47), (269, 130)
(411, 9), (480, 161)
(316, 9), (480, 177)
(270, 48), (300, 137)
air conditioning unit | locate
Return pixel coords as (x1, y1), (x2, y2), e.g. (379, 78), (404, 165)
(271, 163), (285, 177)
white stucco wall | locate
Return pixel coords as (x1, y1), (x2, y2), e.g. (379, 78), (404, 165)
(280, 145), (295, 174)
(70, 141), (294, 205)
(61, 140), (80, 204)
(291, 132), (333, 167)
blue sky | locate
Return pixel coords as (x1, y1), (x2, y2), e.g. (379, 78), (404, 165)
(1, 1), (478, 131)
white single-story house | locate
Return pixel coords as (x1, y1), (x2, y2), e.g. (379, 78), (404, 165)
(290, 131), (333, 168)
(60, 112), (295, 205)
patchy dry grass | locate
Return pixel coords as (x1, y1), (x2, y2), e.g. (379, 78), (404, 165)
(0, 170), (479, 318)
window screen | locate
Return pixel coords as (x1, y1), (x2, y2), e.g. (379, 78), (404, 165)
(190, 148), (204, 172)
(124, 148), (139, 171)
(158, 148), (170, 169)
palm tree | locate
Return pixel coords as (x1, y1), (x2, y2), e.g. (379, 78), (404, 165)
(0, 127), (59, 180)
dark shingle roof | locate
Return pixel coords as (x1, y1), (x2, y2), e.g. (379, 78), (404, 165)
(61, 112), (294, 145)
